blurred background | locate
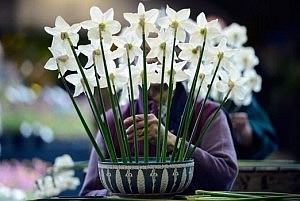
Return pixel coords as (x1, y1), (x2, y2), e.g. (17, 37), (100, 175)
(0, 0), (299, 197)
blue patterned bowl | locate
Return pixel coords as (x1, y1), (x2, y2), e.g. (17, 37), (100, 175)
(98, 158), (194, 196)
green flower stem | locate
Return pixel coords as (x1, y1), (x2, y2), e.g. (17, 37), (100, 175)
(156, 52), (166, 162)
(161, 29), (177, 162)
(195, 190), (261, 198)
(81, 79), (117, 163)
(98, 31), (128, 163)
(185, 88), (232, 160)
(177, 79), (204, 161)
(66, 37), (109, 144)
(126, 49), (139, 163)
(112, 82), (132, 162)
(182, 56), (222, 161)
(57, 69), (104, 162)
(93, 65), (117, 163)
(171, 38), (206, 162)
(176, 40), (206, 161)
(93, 64), (109, 129)
(194, 190), (300, 200)
(142, 29), (149, 163)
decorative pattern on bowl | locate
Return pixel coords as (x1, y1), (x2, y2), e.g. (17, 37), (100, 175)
(98, 159), (194, 196)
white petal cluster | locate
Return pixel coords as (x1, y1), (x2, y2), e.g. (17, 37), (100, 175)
(157, 5), (192, 42)
(0, 184), (26, 201)
(33, 154), (80, 199)
(81, 7), (121, 43)
(123, 3), (159, 37)
(43, 3), (262, 108)
(223, 23), (247, 48)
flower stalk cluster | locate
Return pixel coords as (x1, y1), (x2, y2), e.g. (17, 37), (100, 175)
(44, 3), (262, 164)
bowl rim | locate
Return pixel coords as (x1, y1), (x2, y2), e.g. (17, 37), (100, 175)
(98, 157), (194, 166)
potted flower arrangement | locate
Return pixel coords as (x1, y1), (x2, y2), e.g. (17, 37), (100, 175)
(43, 3), (261, 196)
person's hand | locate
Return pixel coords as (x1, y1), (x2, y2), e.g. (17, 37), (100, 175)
(230, 112), (253, 147)
(124, 114), (177, 151)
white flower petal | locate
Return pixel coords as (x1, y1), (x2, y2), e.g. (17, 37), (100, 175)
(104, 8), (114, 21)
(55, 16), (70, 28)
(108, 20), (121, 34)
(81, 20), (96, 29)
(90, 6), (103, 22)
(44, 58), (57, 70)
(196, 12), (207, 25)
(176, 8), (190, 21)
(166, 5), (176, 19)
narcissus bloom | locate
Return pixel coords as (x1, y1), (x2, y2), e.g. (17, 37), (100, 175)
(81, 6), (121, 43)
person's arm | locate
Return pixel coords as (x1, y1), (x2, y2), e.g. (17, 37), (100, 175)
(79, 133), (108, 197)
(125, 100), (238, 192)
(233, 96), (278, 159)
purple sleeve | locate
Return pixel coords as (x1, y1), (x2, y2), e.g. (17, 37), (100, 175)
(79, 133), (108, 197)
(184, 110), (238, 193)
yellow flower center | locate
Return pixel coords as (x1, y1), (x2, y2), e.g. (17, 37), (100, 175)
(93, 49), (101, 56)
(192, 48), (198, 55)
(167, 69), (176, 76)
(159, 42), (166, 51)
(170, 21), (179, 29)
(228, 80), (235, 89)
(57, 55), (69, 63)
(139, 15), (145, 28)
(99, 23), (106, 32)
(199, 73), (205, 80)
(200, 28), (207, 36)
(109, 73), (115, 81)
(125, 43), (133, 51)
(60, 32), (69, 40)
(217, 52), (224, 60)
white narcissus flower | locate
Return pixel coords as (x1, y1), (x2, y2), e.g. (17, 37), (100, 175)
(53, 154), (74, 170)
(128, 58), (160, 90)
(178, 43), (202, 67)
(44, 16), (81, 46)
(99, 65), (129, 94)
(244, 69), (262, 93)
(65, 68), (97, 97)
(216, 69), (248, 101)
(205, 38), (236, 70)
(112, 29), (142, 63)
(119, 84), (140, 106)
(223, 23), (247, 48)
(157, 5), (193, 42)
(81, 6), (121, 43)
(54, 172), (80, 191)
(184, 63), (214, 97)
(78, 40), (116, 75)
(146, 28), (174, 63)
(34, 176), (61, 198)
(157, 59), (189, 90)
(189, 12), (221, 45)
(44, 38), (77, 75)
(123, 2), (159, 37)
(233, 46), (259, 71)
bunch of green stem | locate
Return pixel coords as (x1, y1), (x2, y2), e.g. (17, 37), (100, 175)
(185, 87), (232, 160)
(171, 31), (232, 162)
(61, 31), (131, 164)
(170, 32), (207, 162)
(160, 27), (177, 162)
(187, 190), (300, 201)
(141, 22), (149, 163)
(96, 28), (131, 163)
(155, 45), (166, 162)
(182, 52), (224, 160)
(125, 48), (139, 163)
